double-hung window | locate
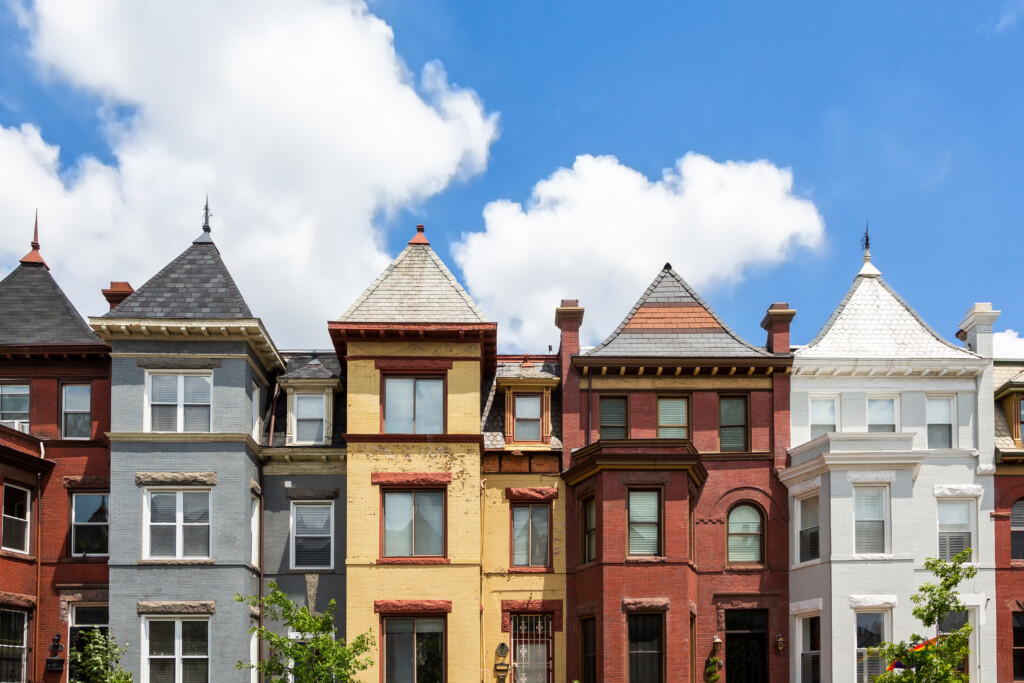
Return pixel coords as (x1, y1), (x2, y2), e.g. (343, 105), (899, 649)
(628, 613), (663, 682)
(148, 373), (212, 433)
(800, 615), (820, 683)
(383, 617), (444, 683)
(855, 612), (885, 682)
(627, 490), (660, 556)
(799, 495), (820, 563)
(146, 618), (209, 683)
(854, 487), (887, 554)
(1, 483), (30, 554)
(657, 397), (688, 438)
(294, 394), (326, 444)
(62, 384), (91, 439)
(599, 397), (627, 439)
(514, 394), (542, 442)
(938, 500), (972, 562)
(719, 397), (747, 452)
(384, 377), (443, 434)
(927, 397), (954, 448)
(580, 617), (597, 683)
(1013, 500), (1024, 561)
(291, 502), (333, 570)
(146, 490), (210, 559)
(512, 504), (549, 567)
(0, 610), (28, 682)
(867, 398), (897, 432)
(0, 384), (29, 432)
(72, 493), (109, 556)
(728, 504), (763, 564)
(582, 498), (596, 564)
(810, 398), (836, 440)
(250, 382), (260, 440)
(937, 610), (969, 674)
(383, 491), (444, 557)
(69, 604), (109, 682)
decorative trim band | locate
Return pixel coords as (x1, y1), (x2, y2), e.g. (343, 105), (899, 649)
(622, 597), (670, 612)
(500, 600), (563, 632)
(790, 598), (823, 615)
(63, 475), (111, 489)
(788, 476), (822, 497)
(374, 600), (452, 615)
(505, 487), (559, 502)
(847, 470), (896, 483)
(136, 358), (222, 370)
(849, 594), (897, 609)
(370, 472), (452, 487)
(137, 601), (216, 615)
(375, 557), (451, 565)
(136, 471), (216, 487)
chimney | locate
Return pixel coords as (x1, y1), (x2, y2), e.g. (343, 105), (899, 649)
(102, 281), (134, 310)
(957, 303), (1000, 358)
(555, 299), (585, 467)
(760, 302), (797, 354)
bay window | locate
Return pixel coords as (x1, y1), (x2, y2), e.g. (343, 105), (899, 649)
(148, 373), (211, 433)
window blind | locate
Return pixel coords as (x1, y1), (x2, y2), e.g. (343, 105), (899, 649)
(658, 398), (688, 438)
(855, 488), (885, 554)
(628, 491), (659, 555)
(600, 397), (627, 439)
(728, 505), (762, 563)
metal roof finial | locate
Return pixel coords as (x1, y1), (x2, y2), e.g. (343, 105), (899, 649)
(860, 222), (870, 261)
(19, 208), (49, 268)
(202, 196), (212, 233)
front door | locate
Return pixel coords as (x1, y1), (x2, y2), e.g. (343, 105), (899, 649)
(511, 614), (552, 683)
(725, 610), (768, 683)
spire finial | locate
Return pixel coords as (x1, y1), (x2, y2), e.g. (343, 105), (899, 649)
(32, 210), (39, 249)
(19, 209), (49, 269)
(202, 195), (212, 233)
(857, 221), (881, 277)
(409, 223), (430, 245)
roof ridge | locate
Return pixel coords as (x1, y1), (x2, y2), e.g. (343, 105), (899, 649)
(420, 244), (487, 322)
(203, 241), (252, 316)
(875, 276), (974, 355)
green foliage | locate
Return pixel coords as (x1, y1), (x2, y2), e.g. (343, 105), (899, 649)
(870, 549), (976, 682)
(66, 628), (133, 683)
(705, 654), (721, 683)
(236, 581), (373, 683)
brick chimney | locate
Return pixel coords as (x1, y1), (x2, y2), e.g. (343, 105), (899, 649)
(102, 281), (134, 310)
(555, 299), (585, 467)
(760, 302), (796, 354)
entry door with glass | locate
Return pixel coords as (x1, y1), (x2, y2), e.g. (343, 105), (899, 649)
(725, 610), (767, 683)
(511, 614), (552, 683)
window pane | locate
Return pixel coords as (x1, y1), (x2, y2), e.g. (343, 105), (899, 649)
(295, 505), (331, 535)
(854, 489), (884, 520)
(729, 506), (762, 534)
(855, 521), (885, 554)
(720, 426), (746, 451)
(183, 375), (211, 403)
(182, 659), (209, 683)
(810, 399), (835, 425)
(182, 493), (209, 523)
(73, 525), (109, 555)
(658, 399), (687, 431)
(183, 405), (211, 432)
(183, 526), (210, 557)
(516, 396), (541, 419)
(64, 385), (91, 412)
(531, 506), (549, 566)
(629, 491), (659, 524)
(182, 621), (208, 655)
(1, 521), (27, 552)
(868, 399), (895, 427)
(64, 412), (91, 438)
(415, 379), (444, 434)
(150, 526), (176, 557)
(74, 607), (109, 626)
(1014, 612), (1024, 647)
(928, 424), (953, 448)
(855, 613), (883, 648)
(628, 614), (663, 683)
(801, 498), (819, 529)
(1013, 531), (1024, 561)
(728, 534), (762, 563)
(150, 494), (177, 523)
(151, 375), (177, 403)
(384, 493), (413, 556)
(295, 537), (331, 567)
(149, 659), (175, 683)
(151, 405), (177, 432)
(516, 418), (541, 441)
(629, 523), (659, 555)
(414, 491), (444, 555)
(384, 378), (414, 434)
(296, 419), (324, 443)
(296, 395), (325, 418)
(1013, 501), (1024, 529)
(416, 619), (444, 683)
(600, 397), (626, 426)
(939, 501), (970, 529)
(927, 398), (952, 423)
(3, 486), (28, 519)
(385, 619), (415, 683)
(512, 506), (530, 566)
(720, 398), (746, 426)
(149, 621), (175, 655)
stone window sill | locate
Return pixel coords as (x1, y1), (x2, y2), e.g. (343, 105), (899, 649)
(0, 549), (35, 562)
(726, 564), (767, 572)
(376, 557), (450, 565)
(508, 566), (553, 574)
(790, 558), (822, 570)
(138, 559), (214, 566)
(625, 555), (667, 564)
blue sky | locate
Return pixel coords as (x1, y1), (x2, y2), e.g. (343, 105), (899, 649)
(0, 1), (1022, 352)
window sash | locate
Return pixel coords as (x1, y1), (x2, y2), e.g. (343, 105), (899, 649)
(292, 502), (333, 569)
(384, 378), (444, 435)
(1, 484), (30, 554)
(384, 617), (445, 683)
(657, 398), (688, 439)
(294, 394), (326, 444)
(146, 618), (209, 683)
(514, 395), (543, 442)
(1013, 612), (1024, 679)
(0, 385), (29, 425)
(148, 373), (212, 433)
(628, 614), (663, 683)
(628, 491), (660, 556)
(0, 610), (27, 683)
(728, 504), (763, 563)
(383, 491), (445, 557)
(62, 384), (92, 439)
(855, 612), (885, 683)
(72, 493), (109, 556)
(146, 490), (210, 559)
(512, 504), (550, 567)
(599, 397), (627, 440)
(719, 398), (747, 451)
(583, 498), (596, 564)
(581, 617), (597, 683)
(867, 398), (896, 432)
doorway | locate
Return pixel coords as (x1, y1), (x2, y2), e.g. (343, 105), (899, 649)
(725, 610), (768, 683)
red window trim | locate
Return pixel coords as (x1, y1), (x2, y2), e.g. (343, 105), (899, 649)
(374, 600), (452, 614)
(380, 372), (448, 435)
(505, 487), (558, 502)
(509, 501), (554, 573)
(378, 488), (448, 562)
(500, 600), (563, 632)
(375, 359), (454, 371)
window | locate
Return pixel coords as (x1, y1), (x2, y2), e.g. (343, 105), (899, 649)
(628, 490), (660, 556)
(937, 610), (969, 674)
(62, 384), (91, 439)
(1013, 501), (1024, 560)
(69, 604), (109, 682)
(0, 384), (29, 432)
(927, 397), (953, 448)
(251, 497), (260, 568)
(146, 490), (210, 559)
(800, 615), (820, 683)
(383, 617), (444, 683)
(384, 377), (443, 434)
(145, 618), (209, 683)
(582, 497), (596, 564)
(291, 502), (333, 569)
(657, 397), (688, 438)
(599, 397), (627, 439)
(727, 504), (763, 564)
(510, 614), (552, 682)
(938, 500), (972, 562)
(514, 394), (542, 442)
(580, 617), (596, 683)
(512, 504), (550, 567)
(810, 398), (836, 440)
(383, 491), (444, 557)
(799, 496), (820, 563)
(628, 613), (663, 682)
(867, 398), (896, 432)
(250, 382), (260, 440)
(854, 487), (887, 554)
(1, 484), (30, 554)
(719, 397), (747, 451)
(1014, 612), (1024, 679)
(148, 373), (211, 433)
(72, 493), (109, 556)
(294, 394), (326, 444)
(855, 612), (885, 682)
(0, 610), (27, 683)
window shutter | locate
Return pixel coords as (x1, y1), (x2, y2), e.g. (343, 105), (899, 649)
(855, 521), (884, 553)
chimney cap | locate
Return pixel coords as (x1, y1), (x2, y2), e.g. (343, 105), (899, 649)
(760, 303), (796, 331)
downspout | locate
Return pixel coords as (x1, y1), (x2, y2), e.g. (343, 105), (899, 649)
(33, 470), (42, 682)
(480, 476), (486, 682)
(260, 383), (280, 681)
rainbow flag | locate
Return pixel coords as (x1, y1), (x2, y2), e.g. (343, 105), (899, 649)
(886, 637), (939, 671)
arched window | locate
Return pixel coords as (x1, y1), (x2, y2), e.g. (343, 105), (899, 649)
(728, 504), (763, 564)
(1012, 500), (1024, 560)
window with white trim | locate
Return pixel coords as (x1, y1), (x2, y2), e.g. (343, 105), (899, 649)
(69, 604), (109, 682)
(0, 609), (28, 682)
(0, 384), (29, 433)
(855, 612), (886, 682)
(799, 495), (820, 563)
(62, 384), (91, 439)
(291, 502), (333, 569)
(938, 500), (973, 562)
(810, 398), (837, 440)
(147, 373), (212, 433)
(867, 398), (897, 433)
(145, 618), (209, 683)
(1, 483), (30, 554)
(250, 496), (260, 568)
(800, 615), (820, 683)
(927, 397), (954, 449)
(250, 381), (260, 440)
(854, 486), (887, 554)
(145, 490), (210, 559)
(72, 493), (109, 556)
(937, 609), (970, 675)
(293, 394), (326, 444)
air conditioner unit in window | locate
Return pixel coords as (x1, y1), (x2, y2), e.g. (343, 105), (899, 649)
(0, 420), (30, 433)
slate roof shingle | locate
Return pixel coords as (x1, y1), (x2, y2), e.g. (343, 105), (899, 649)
(0, 262), (103, 346)
(265, 351), (346, 448)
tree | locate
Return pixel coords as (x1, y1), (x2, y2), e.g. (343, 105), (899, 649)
(66, 628), (133, 683)
(871, 549), (976, 682)
(236, 582), (374, 683)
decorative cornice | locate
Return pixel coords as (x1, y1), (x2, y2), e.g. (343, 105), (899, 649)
(107, 432), (261, 452)
(792, 357), (987, 377)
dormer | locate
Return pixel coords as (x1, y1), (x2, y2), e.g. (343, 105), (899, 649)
(277, 352), (343, 447)
(495, 356), (560, 449)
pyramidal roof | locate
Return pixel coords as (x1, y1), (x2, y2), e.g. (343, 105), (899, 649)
(585, 264), (770, 358)
(0, 222), (102, 346)
(104, 221), (253, 320)
(797, 250), (976, 360)
(338, 226), (487, 323)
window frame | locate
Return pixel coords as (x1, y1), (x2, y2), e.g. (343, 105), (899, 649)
(926, 395), (956, 449)
(853, 485), (890, 556)
(627, 612), (665, 683)
(798, 494), (820, 564)
(798, 614), (821, 683)
(293, 392), (327, 445)
(854, 610), (889, 683)
(0, 383), (30, 431)
(381, 489), (448, 559)
(141, 617), (210, 683)
(580, 615), (597, 683)
(809, 395), (839, 440)
(726, 502), (765, 565)
(867, 396), (899, 433)
(71, 491), (109, 557)
(1012, 499), (1024, 561)
(381, 615), (447, 683)
(61, 382), (92, 440)
(251, 496), (260, 568)
(656, 395), (689, 439)
(718, 395), (749, 452)
(581, 496), (597, 565)
(142, 488), (212, 560)
(0, 609), (28, 682)
(1, 482), (31, 554)
(937, 498), (975, 563)
(381, 374), (447, 435)
(69, 603), (110, 681)
(512, 393), (543, 443)
(626, 488), (662, 558)
(510, 502), (552, 569)
(290, 500), (334, 571)
(251, 381), (261, 440)
(144, 371), (213, 434)
(598, 395), (628, 440)
(1013, 611), (1024, 680)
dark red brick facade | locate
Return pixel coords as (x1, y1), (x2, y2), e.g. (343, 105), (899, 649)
(994, 472), (1024, 682)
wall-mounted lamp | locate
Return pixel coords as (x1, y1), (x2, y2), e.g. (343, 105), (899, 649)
(775, 632), (786, 653)
(712, 634), (722, 653)
(495, 642), (510, 683)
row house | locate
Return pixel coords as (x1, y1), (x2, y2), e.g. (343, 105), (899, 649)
(780, 248), (998, 682)
(0, 226), (111, 683)
(557, 264), (794, 683)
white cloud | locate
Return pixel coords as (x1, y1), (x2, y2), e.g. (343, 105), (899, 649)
(982, 0), (1024, 34)
(454, 153), (825, 352)
(0, 0), (498, 347)
(994, 330), (1024, 358)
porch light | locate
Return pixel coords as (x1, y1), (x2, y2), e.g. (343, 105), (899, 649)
(776, 632), (786, 653)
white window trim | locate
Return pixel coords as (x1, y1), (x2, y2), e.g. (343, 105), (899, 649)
(141, 617), (210, 683)
(142, 488), (212, 560)
(290, 500), (334, 571)
(809, 395), (841, 437)
(250, 630), (259, 683)
(853, 485), (890, 556)
(143, 371), (213, 434)
(291, 392), (328, 446)
(69, 602), (110, 656)
(867, 395), (900, 432)
(1, 482), (31, 554)
(250, 496), (260, 568)
(853, 609), (891, 683)
(926, 394), (958, 449)
(71, 492), (109, 557)
(796, 613), (821, 683)
(936, 498), (977, 563)
(796, 493), (821, 565)
(61, 383), (92, 440)
(936, 605), (977, 677)
(251, 381), (261, 440)
(0, 608), (28, 678)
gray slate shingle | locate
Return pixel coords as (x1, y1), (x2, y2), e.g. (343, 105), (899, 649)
(0, 262), (102, 346)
